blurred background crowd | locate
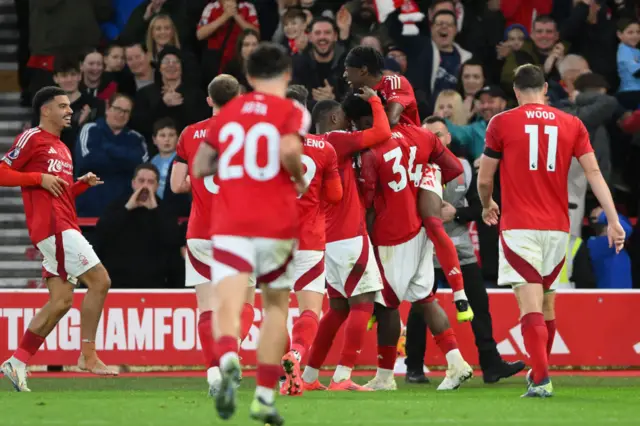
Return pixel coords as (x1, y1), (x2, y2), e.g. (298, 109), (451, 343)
(1, 0), (639, 290)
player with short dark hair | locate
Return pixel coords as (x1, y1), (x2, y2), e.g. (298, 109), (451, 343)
(193, 42), (309, 425)
(0, 87), (115, 391)
(478, 64), (625, 398)
(285, 84), (309, 108)
(170, 74), (256, 399)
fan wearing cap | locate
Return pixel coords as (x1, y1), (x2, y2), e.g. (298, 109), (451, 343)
(446, 84), (507, 161)
(130, 46), (209, 149)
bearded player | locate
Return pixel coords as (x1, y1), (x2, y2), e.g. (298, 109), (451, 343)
(193, 42), (309, 425)
(278, 86), (343, 396)
(300, 88), (390, 392)
(0, 86), (115, 392)
(344, 96), (473, 391)
(170, 75), (256, 397)
(344, 46), (472, 321)
(477, 64), (625, 398)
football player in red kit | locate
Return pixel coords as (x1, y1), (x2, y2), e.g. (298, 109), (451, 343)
(478, 64), (625, 398)
(344, 46), (473, 322)
(300, 88), (391, 392)
(0, 87), (114, 392)
(170, 75), (256, 397)
(193, 43), (310, 425)
(279, 86), (343, 396)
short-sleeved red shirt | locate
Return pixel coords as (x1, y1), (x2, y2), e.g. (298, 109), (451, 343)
(373, 74), (420, 126)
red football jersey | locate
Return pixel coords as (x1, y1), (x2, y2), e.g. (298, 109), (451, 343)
(205, 93), (311, 239)
(324, 130), (371, 242)
(1, 127), (80, 244)
(485, 104), (593, 232)
(373, 74), (420, 126)
(298, 134), (339, 251)
(360, 138), (422, 246)
(176, 117), (220, 240)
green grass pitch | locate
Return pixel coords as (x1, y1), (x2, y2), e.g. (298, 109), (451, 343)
(1, 376), (639, 425)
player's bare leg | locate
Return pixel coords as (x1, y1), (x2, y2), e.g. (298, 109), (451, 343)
(366, 304), (400, 390)
(213, 272), (250, 420)
(418, 189), (473, 322)
(418, 299), (473, 390)
(76, 264), (117, 375)
(327, 292), (376, 391)
(249, 285), (288, 426)
(302, 297), (349, 390)
(2, 277), (74, 391)
(280, 289), (322, 396)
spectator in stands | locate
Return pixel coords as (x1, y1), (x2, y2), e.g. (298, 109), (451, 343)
(433, 90), (469, 126)
(457, 59), (485, 119)
(104, 45), (126, 74)
(587, 206), (633, 289)
(498, 24), (537, 94)
(124, 43), (155, 93)
(197, 0), (260, 87)
(75, 93), (149, 218)
(52, 57), (105, 157)
(223, 29), (260, 92)
(104, 44), (137, 99)
(344, 0), (392, 47)
(26, 0), (112, 101)
(360, 35), (383, 53)
(80, 50), (119, 103)
(616, 18), (640, 109)
(557, 54), (590, 97)
(276, 7), (309, 54)
(94, 163), (185, 289)
(120, 0), (191, 49)
(386, 45), (407, 75)
(131, 46), (209, 147)
(292, 17), (349, 105)
(150, 118), (179, 199)
(447, 85), (507, 161)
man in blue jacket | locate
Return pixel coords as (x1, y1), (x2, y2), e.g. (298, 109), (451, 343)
(75, 93), (149, 217)
(588, 207), (633, 289)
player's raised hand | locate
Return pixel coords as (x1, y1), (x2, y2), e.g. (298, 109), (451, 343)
(607, 221), (626, 254)
(78, 172), (103, 187)
(481, 199), (500, 226)
(356, 86), (377, 101)
(41, 174), (69, 197)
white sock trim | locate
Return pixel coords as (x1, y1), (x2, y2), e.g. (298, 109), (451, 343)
(333, 365), (352, 383)
(302, 366), (319, 383)
(453, 290), (468, 302)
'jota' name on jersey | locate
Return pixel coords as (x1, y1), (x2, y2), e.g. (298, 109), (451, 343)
(47, 158), (73, 175)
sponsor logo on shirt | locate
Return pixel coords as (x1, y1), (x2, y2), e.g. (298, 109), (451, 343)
(47, 158), (73, 176)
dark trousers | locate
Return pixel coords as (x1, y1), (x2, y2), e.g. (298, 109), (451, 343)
(405, 262), (501, 372)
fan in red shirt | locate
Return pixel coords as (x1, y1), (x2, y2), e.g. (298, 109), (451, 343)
(278, 87), (343, 397)
(344, 45), (473, 321)
(192, 43), (309, 425)
(169, 74), (255, 399)
(348, 96), (473, 392)
(478, 64), (625, 398)
(0, 87), (115, 393)
(299, 88), (391, 393)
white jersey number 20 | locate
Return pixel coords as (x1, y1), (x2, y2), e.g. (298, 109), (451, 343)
(218, 122), (280, 181)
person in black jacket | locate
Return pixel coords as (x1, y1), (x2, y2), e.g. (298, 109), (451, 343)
(95, 163), (185, 288)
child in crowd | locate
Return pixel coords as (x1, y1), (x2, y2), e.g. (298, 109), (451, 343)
(150, 118), (178, 199)
(616, 18), (640, 110)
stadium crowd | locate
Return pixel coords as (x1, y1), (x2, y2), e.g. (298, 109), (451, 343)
(8, 0), (640, 289)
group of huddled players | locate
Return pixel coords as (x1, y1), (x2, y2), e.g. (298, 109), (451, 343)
(1, 38), (626, 426)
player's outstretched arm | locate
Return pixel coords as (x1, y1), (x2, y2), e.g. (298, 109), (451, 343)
(192, 143), (218, 178)
(170, 161), (191, 194)
(280, 134), (306, 194)
(0, 163), (41, 187)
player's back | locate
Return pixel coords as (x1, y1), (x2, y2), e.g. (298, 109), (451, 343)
(176, 117), (218, 240)
(391, 124), (435, 195)
(485, 104), (592, 232)
(361, 137), (422, 246)
(208, 92), (310, 239)
(298, 134), (339, 250)
(374, 74), (420, 126)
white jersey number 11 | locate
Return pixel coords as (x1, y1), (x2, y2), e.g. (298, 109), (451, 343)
(525, 124), (558, 172)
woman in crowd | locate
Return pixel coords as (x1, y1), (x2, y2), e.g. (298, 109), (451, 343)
(223, 29), (260, 92)
(456, 59), (486, 120)
(433, 90), (469, 125)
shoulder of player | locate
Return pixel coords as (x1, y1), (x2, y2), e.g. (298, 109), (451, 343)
(14, 127), (46, 149)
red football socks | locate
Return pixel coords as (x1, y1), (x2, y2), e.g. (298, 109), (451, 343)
(216, 335), (239, 361)
(423, 217), (465, 294)
(256, 363), (281, 389)
(377, 345), (397, 370)
(307, 308), (349, 369)
(13, 329), (45, 364)
(545, 319), (556, 357)
(239, 303), (255, 343)
(338, 302), (374, 367)
(434, 328), (458, 355)
(521, 312), (549, 384)
(198, 311), (218, 368)
(291, 310), (319, 361)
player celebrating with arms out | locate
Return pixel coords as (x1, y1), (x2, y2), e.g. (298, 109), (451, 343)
(193, 43), (310, 425)
(477, 64), (625, 398)
(279, 86), (343, 396)
(344, 46), (473, 322)
(0, 87), (115, 392)
(170, 74), (256, 398)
